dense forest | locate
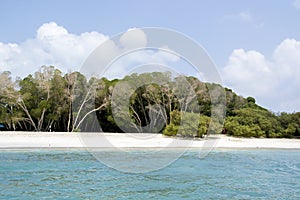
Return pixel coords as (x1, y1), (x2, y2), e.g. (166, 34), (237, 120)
(0, 66), (299, 138)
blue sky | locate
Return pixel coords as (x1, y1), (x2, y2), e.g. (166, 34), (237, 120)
(1, 0), (300, 112)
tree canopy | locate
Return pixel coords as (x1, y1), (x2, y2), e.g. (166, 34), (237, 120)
(0, 66), (299, 138)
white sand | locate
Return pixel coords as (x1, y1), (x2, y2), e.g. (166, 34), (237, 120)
(0, 132), (299, 149)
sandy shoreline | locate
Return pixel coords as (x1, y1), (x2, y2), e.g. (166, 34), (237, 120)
(0, 132), (299, 149)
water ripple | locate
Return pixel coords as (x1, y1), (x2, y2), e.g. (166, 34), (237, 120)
(0, 150), (299, 199)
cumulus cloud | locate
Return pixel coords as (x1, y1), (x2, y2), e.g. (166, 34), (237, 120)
(103, 49), (181, 79)
(222, 38), (300, 112)
(0, 23), (181, 79)
(119, 28), (147, 49)
(0, 22), (108, 77)
(222, 49), (272, 95)
(81, 28), (180, 79)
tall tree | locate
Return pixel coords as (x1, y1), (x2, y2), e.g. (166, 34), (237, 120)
(18, 66), (57, 131)
(0, 71), (23, 130)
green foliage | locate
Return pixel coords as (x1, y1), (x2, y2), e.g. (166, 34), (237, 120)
(163, 123), (179, 136)
(163, 110), (211, 138)
(224, 108), (284, 138)
(0, 67), (299, 138)
(246, 96), (256, 104)
(278, 112), (300, 138)
(225, 117), (264, 137)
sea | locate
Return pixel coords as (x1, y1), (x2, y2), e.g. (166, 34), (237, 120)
(0, 149), (299, 199)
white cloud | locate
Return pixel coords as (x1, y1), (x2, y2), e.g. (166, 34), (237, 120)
(238, 12), (253, 22)
(293, 0), (300, 9)
(103, 48), (180, 79)
(222, 38), (300, 112)
(37, 22), (68, 40)
(0, 23), (181, 79)
(0, 22), (108, 77)
(223, 49), (272, 96)
(223, 11), (253, 23)
(222, 11), (264, 29)
(81, 28), (181, 79)
(119, 28), (147, 49)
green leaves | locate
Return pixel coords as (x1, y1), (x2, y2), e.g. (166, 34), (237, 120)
(0, 67), (299, 137)
(224, 108), (284, 138)
(279, 112), (300, 138)
(163, 110), (211, 138)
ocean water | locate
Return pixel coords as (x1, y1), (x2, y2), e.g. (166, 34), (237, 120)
(0, 149), (299, 200)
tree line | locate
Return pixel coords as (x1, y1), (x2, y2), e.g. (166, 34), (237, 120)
(0, 66), (299, 138)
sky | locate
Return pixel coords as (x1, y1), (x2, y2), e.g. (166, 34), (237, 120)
(0, 0), (300, 112)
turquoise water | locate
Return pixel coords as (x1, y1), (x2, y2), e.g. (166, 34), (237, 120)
(0, 149), (299, 199)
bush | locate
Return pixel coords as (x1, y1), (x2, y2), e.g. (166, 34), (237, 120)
(163, 111), (212, 138)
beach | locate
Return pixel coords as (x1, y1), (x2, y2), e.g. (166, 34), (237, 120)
(0, 132), (299, 149)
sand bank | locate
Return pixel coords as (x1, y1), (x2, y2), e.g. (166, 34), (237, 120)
(0, 132), (299, 149)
